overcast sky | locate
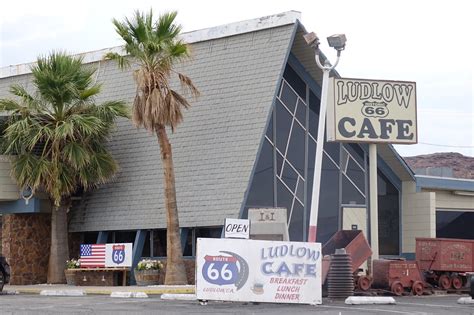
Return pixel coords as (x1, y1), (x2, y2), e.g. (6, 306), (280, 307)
(1, 0), (473, 157)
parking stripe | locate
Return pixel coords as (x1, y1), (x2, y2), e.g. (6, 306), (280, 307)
(317, 304), (424, 314)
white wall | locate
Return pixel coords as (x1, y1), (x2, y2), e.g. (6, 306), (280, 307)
(427, 189), (474, 211)
(401, 181), (436, 253)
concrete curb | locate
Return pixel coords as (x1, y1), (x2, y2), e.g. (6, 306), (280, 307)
(345, 296), (396, 305)
(110, 292), (148, 298)
(6, 285), (195, 296)
(40, 290), (86, 297)
(457, 297), (474, 304)
(161, 294), (197, 301)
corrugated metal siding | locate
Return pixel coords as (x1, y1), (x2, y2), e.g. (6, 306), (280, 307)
(0, 24), (296, 231)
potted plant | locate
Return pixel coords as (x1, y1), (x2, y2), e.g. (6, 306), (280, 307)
(65, 258), (80, 285)
(134, 259), (164, 286)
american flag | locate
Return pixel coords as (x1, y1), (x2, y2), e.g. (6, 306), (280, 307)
(80, 244), (106, 267)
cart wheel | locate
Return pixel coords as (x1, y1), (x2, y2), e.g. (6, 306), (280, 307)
(412, 281), (424, 296)
(391, 281), (404, 296)
(199, 300), (208, 306)
(438, 274), (452, 290)
(357, 276), (372, 291)
(451, 275), (463, 290)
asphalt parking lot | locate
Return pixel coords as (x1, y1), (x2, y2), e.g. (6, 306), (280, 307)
(1, 293), (474, 314)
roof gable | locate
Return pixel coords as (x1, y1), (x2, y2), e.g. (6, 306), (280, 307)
(64, 23), (297, 231)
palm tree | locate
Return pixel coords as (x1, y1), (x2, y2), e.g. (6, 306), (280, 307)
(105, 10), (199, 285)
(0, 52), (129, 283)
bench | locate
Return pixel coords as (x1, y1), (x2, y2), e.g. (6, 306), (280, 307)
(70, 268), (130, 286)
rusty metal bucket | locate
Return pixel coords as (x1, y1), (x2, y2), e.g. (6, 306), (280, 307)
(322, 230), (372, 284)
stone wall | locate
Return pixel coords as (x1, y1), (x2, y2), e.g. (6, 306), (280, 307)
(1, 213), (51, 284)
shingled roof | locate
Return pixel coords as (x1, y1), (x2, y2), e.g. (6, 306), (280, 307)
(0, 13), (301, 232)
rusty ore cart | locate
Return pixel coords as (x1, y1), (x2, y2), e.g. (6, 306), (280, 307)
(372, 259), (425, 296)
(416, 237), (474, 290)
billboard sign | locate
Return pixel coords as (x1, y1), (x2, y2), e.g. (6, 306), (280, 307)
(327, 77), (417, 144)
(196, 238), (322, 305)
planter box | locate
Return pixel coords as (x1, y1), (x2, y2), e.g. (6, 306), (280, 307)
(64, 268), (128, 286)
(135, 269), (161, 286)
(65, 269), (77, 285)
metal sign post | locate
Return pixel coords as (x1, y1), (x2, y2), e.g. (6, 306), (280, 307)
(369, 144), (379, 260)
(303, 32), (346, 243)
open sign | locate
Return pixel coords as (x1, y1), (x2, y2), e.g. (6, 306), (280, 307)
(224, 219), (250, 239)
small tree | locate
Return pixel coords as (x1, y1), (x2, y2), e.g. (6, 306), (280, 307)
(106, 10), (199, 285)
(0, 52), (129, 283)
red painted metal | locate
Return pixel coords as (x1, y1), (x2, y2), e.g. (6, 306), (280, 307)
(322, 230), (372, 273)
(451, 275), (463, 290)
(391, 281), (404, 296)
(372, 259), (424, 295)
(357, 275), (372, 291)
(412, 281), (424, 296)
(438, 274), (452, 289)
(416, 237), (473, 273)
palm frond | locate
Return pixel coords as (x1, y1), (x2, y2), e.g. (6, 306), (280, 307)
(80, 84), (102, 100)
(0, 99), (22, 112)
(104, 52), (130, 69)
(0, 51), (126, 206)
(177, 73), (200, 98)
(62, 142), (90, 169)
(110, 9), (199, 133)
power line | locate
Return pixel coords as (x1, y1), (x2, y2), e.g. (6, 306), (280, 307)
(418, 142), (474, 148)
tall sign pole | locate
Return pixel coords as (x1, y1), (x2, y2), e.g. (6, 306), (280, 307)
(304, 33), (346, 243)
(308, 60), (332, 242)
(369, 143), (379, 260)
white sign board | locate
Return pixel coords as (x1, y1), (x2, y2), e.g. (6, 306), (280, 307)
(196, 238), (322, 305)
(105, 243), (133, 267)
(327, 77), (417, 144)
(224, 219), (250, 239)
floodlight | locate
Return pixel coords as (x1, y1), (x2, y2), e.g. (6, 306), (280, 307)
(327, 34), (347, 51)
(303, 32), (320, 48)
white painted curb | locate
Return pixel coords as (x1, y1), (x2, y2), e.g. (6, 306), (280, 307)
(110, 292), (148, 298)
(133, 292), (149, 298)
(40, 290), (85, 297)
(161, 294), (197, 301)
(457, 297), (474, 304)
(345, 296), (396, 305)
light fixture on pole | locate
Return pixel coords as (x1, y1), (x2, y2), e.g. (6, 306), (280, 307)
(304, 32), (346, 242)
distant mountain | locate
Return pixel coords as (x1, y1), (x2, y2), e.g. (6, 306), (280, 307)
(403, 152), (474, 180)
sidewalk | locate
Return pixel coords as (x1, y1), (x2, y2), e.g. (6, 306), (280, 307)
(4, 284), (195, 296)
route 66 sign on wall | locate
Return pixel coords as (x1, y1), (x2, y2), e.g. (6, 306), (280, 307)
(105, 243), (132, 267)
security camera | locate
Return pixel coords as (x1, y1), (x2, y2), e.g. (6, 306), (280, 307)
(327, 34), (347, 51)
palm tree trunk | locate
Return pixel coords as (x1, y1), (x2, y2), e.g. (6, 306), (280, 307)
(47, 201), (70, 283)
(157, 125), (188, 285)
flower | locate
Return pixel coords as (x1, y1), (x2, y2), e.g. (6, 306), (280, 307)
(136, 259), (164, 271)
(66, 258), (80, 269)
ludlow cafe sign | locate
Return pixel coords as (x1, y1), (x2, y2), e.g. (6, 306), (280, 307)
(327, 78), (417, 143)
(326, 77), (416, 261)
